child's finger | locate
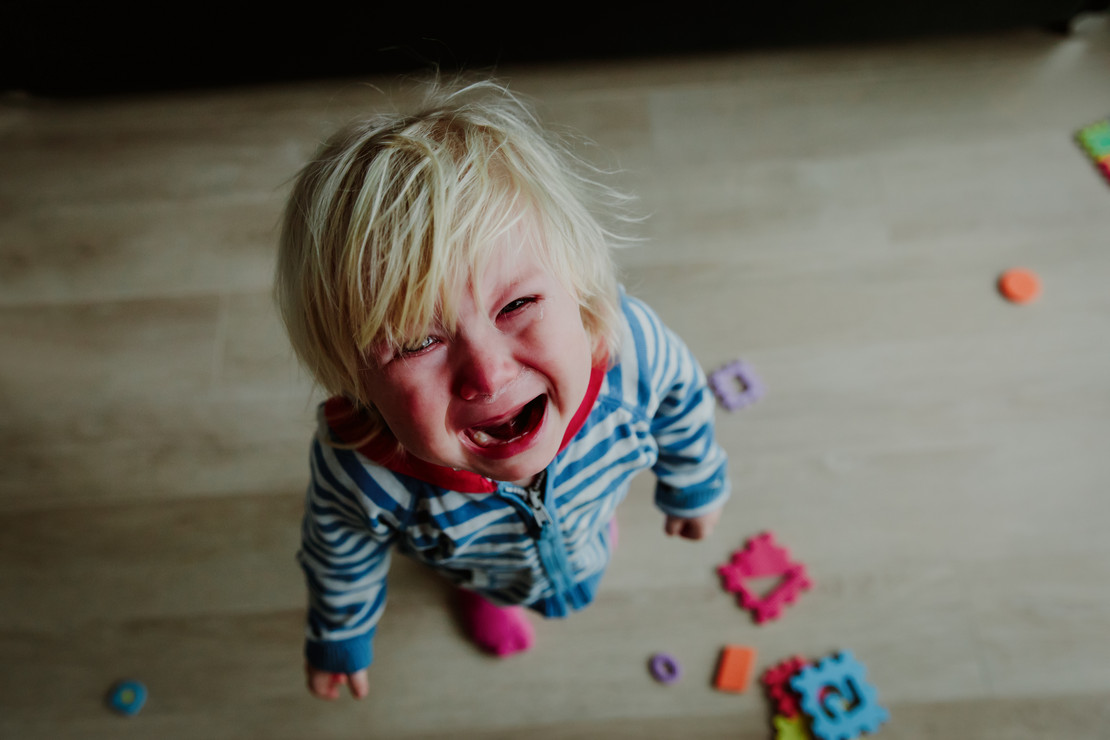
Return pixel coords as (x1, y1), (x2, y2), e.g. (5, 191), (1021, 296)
(348, 670), (370, 699)
(306, 668), (343, 700)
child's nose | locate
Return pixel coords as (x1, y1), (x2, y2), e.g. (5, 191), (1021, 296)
(454, 339), (519, 402)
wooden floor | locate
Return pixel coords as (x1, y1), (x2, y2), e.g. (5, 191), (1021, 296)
(3, 16), (1110, 739)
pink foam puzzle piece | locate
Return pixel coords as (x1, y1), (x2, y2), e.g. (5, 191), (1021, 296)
(733, 531), (797, 578)
(716, 561), (749, 593)
(738, 567), (813, 623)
(717, 531), (812, 624)
(762, 655), (810, 718)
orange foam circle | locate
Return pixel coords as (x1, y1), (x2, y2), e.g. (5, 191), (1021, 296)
(998, 268), (1041, 304)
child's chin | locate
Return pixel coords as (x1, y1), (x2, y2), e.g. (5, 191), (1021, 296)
(484, 456), (549, 484)
(475, 443), (557, 484)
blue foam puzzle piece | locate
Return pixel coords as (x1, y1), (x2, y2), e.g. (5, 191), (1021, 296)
(108, 680), (147, 717)
(790, 651), (888, 740)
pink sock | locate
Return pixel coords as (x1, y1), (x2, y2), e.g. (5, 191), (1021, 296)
(457, 589), (534, 657)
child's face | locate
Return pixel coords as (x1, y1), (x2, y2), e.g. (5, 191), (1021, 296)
(364, 229), (595, 484)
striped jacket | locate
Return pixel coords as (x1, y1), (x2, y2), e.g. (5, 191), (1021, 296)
(299, 292), (730, 673)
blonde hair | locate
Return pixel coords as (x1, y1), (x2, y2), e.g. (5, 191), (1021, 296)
(276, 76), (634, 432)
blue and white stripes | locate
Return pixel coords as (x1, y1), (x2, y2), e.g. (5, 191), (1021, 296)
(299, 291), (730, 673)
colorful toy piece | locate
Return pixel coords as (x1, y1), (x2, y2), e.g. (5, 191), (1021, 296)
(715, 645), (757, 693)
(1076, 119), (1110, 185)
(1077, 119), (1110, 158)
(649, 652), (683, 685)
(790, 651), (889, 740)
(773, 714), (813, 740)
(718, 531), (813, 624)
(997, 268), (1041, 304)
(762, 655), (811, 718)
(107, 679), (147, 717)
(709, 358), (764, 411)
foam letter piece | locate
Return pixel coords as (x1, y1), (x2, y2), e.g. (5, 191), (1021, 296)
(649, 652), (683, 685)
(790, 651), (889, 740)
(1077, 120), (1110, 185)
(717, 531), (812, 623)
(773, 714), (812, 740)
(709, 359), (764, 411)
(715, 645), (757, 693)
(1077, 119), (1110, 159)
(762, 655), (811, 718)
(107, 680), (147, 717)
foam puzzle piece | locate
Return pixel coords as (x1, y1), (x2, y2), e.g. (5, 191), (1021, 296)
(762, 655), (811, 718)
(1077, 120), (1110, 186)
(997, 267), (1041, 304)
(715, 645), (757, 693)
(1077, 119), (1110, 159)
(790, 651), (889, 740)
(107, 680), (147, 717)
(649, 652), (683, 685)
(709, 358), (764, 411)
(717, 531), (813, 623)
(773, 714), (813, 740)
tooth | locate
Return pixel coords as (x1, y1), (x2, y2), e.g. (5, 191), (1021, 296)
(472, 430), (495, 447)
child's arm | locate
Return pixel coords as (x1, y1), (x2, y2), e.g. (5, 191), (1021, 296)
(306, 664), (370, 701)
(622, 294), (731, 530)
(298, 435), (402, 694)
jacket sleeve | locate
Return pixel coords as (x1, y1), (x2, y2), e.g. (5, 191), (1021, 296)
(298, 434), (403, 674)
(621, 293), (731, 518)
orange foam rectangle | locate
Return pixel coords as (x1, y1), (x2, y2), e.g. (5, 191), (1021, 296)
(715, 645), (757, 693)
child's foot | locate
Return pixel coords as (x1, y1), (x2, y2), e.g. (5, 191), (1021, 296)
(457, 589), (535, 657)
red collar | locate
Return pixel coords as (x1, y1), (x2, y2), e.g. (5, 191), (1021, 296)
(323, 363), (607, 493)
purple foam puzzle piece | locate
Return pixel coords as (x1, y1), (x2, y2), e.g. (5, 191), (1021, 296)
(649, 653), (683, 684)
(709, 359), (764, 411)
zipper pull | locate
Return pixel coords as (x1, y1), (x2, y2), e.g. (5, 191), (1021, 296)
(518, 470), (551, 531)
(525, 487), (551, 530)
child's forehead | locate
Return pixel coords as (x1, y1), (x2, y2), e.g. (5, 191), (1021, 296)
(473, 223), (540, 285)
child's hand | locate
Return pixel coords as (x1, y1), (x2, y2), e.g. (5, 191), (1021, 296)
(663, 508), (723, 541)
(306, 664), (369, 700)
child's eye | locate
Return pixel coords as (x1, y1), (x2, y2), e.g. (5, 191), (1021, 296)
(499, 296), (537, 317)
(399, 336), (438, 356)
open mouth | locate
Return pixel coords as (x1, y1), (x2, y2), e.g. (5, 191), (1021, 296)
(466, 395), (547, 448)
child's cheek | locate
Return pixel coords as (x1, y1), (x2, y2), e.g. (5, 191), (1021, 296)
(401, 369), (451, 433)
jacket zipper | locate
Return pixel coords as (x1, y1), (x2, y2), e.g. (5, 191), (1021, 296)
(503, 472), (576, 605)
(521, 485), (551, 534)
